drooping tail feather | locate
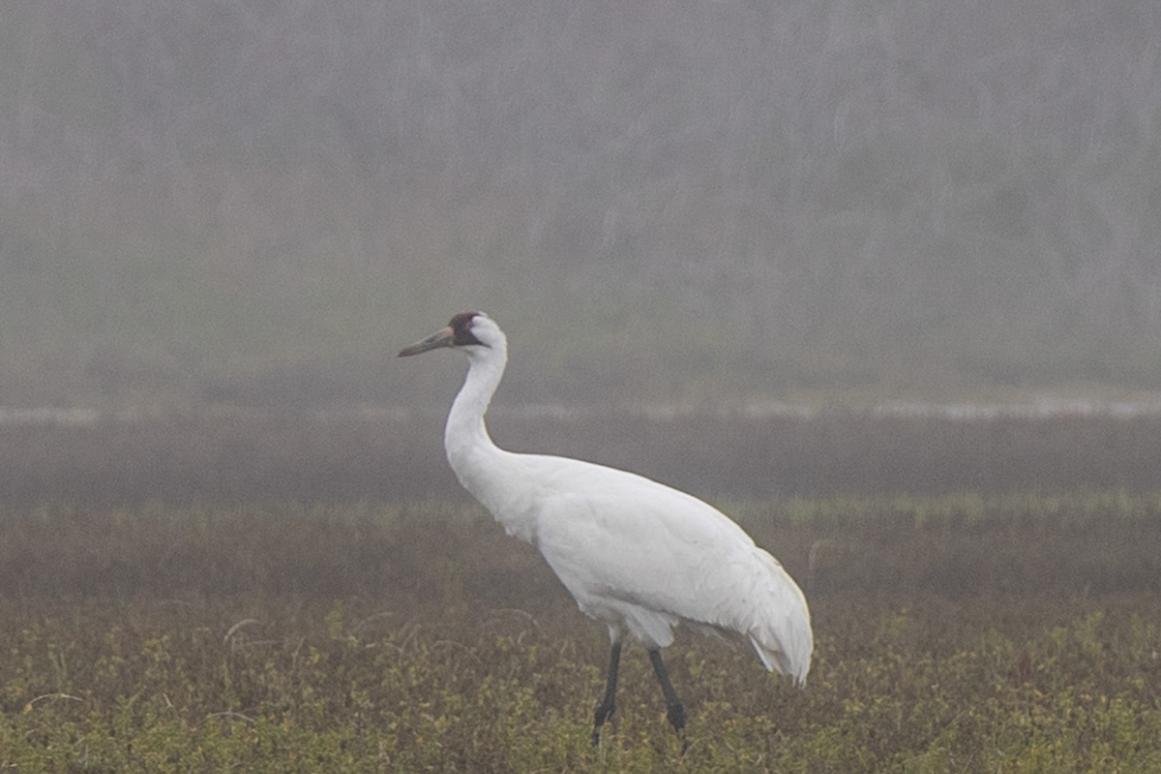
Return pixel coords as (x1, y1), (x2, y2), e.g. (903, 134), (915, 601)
(749, 630), (811, 687)
(747, 548), (813, 686)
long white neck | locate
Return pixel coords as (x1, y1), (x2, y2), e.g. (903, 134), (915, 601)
(443, 333), (536, 541)
(444, 336), (507, 466)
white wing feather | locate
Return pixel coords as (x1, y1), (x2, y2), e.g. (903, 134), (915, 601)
(515, 454), (813, 685)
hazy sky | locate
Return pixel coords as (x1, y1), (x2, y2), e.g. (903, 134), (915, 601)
(1, 1), (1159, 408)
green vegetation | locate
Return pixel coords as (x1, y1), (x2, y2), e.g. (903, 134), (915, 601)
(2, 495), (1160, 771)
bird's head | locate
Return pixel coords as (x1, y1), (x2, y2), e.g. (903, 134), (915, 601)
(398, 311), (503, 358)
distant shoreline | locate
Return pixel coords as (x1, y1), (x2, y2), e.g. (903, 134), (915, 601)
(5, 393), (1161, 428)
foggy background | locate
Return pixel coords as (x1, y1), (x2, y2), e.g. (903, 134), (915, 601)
(2, 0), (1160, 414)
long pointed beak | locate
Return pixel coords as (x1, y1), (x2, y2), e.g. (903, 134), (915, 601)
(398, 326), (455, 357)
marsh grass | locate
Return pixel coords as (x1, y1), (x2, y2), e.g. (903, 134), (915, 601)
(2, 495), (1161, 770)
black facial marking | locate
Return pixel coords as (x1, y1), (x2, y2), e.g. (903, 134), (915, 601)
(448, 311), (485, 347)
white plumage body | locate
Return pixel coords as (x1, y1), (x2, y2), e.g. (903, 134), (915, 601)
(462, 448), (811, 683)
(400, 311), (812, 741)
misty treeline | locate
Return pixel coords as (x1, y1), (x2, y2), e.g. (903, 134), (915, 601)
(1, 1), (1159, 409)
(4, 412), (1160, 504)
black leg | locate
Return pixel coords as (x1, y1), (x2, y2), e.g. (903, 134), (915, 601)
(647, 649), (687, 751)
(591, 640), (622, 747)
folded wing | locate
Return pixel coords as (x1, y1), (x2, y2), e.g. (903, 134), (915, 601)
(526, 455), (812, 685)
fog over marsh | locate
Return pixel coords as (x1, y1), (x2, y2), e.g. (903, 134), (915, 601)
(2, 1), (1159, 411)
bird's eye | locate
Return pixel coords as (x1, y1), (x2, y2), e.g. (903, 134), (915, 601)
(448, 311), (487, 347)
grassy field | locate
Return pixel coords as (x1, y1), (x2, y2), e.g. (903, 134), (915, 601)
(2, 494), (1160, 772)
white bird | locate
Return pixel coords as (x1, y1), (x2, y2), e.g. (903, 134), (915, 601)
(399, 311), (812, 747)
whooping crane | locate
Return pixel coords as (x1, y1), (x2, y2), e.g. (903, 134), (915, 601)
(399, 311), (812, 748)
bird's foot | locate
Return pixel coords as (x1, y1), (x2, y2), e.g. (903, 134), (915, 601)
(591, 700), (616, 747)
(666, 701), (685, 735)
(666, 702), (687, 754)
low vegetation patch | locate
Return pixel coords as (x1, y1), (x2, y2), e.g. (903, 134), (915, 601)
(2, 496), (1160, 771)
